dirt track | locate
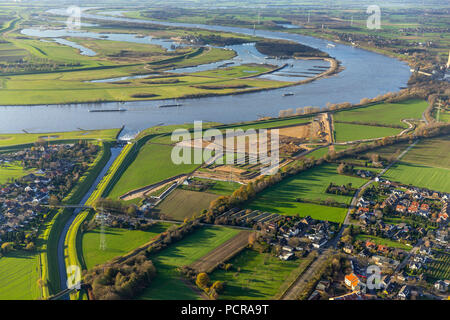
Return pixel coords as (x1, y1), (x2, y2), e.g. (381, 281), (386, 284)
(189, 231), (252, 273)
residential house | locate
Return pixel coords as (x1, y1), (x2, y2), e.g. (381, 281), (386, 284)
(345, 273), (360, 291)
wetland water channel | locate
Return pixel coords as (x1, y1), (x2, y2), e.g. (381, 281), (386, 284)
(0, 8), (411, 138)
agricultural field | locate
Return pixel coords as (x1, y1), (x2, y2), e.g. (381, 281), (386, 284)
(82, 223), (172, 270)
(107, 143), (200, 199)
(0, 251), (41, 300)
(424, 251), (450, 283)
(0, 128), (121, 148)
(154, 189), (219, 221)
(354, 234), (412, 251)
(334, 100), (428, 127)
(0, 41), (27, 63)
(0, 161), (34, 184)
(383, 136), (450, 192)
(139, 226), (240, 300)
(208, 249), (300, 300)
(334, 123), (402, 143)
(246, 164), (368, 223)
(384, 163), (450, 193)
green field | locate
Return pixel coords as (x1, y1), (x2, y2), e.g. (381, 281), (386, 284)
(246, 164), (368, 223)
(384, 163), (450, 193)
(201, 179), (242, 195)
(383, 136), (450, 192)
(334, 100), (428, 127)
(193, 64), (274, 79)
(354, 234), (412, 251)
(147, 116), (312, 145)
(82, 223), (172, 270)
(209, 249), (300, 300)
(154, 189), (219, 221)
(0, 32), (288, 105)
(139, 226), (240, 300)
(0, 128), (120, 148)
(0, 251), (41, 300)
(108, 143), (200, 199)
(334, 123), (401, 142)
(305, 147), (329, 159)
(0, 161), (34, 184)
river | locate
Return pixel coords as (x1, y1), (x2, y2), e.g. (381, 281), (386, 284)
(0, 8), (411, 138)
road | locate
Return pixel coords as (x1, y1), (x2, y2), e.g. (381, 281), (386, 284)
(280, 249), (334, 300)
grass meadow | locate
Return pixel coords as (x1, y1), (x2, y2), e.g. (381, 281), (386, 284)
(354, 234), (412, 251)
(246, 164), (368, 223)
(82, 223), (172, 270)
(108, 143), (200, 199)
(0, 161), (33, 184)
(383, 136), (450, 192)
(334, 123), (401, 142)
(0, 128), (120, 148)
(0, 250), (41, 300)
(209, 249), (301, 300)
(139, 226), (240, 300)
(334, 99), (428, 127)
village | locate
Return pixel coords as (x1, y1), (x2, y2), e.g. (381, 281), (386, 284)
(303, 179), (450, 300)
(0, 142), (99, 249)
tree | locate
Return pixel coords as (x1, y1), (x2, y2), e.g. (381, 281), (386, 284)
(1, 242), (14, 253)
(371, 153), (380, 164)
(49, 195), (59, 206)
(196, 273), (210, 289)
(248, 232), (256, 247)
(210, 281), (225, 293)
(25, 242), (36, 251)
(337, 162), (346, 174)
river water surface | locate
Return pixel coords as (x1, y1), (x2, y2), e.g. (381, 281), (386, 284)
(0, 8), (411, 137)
